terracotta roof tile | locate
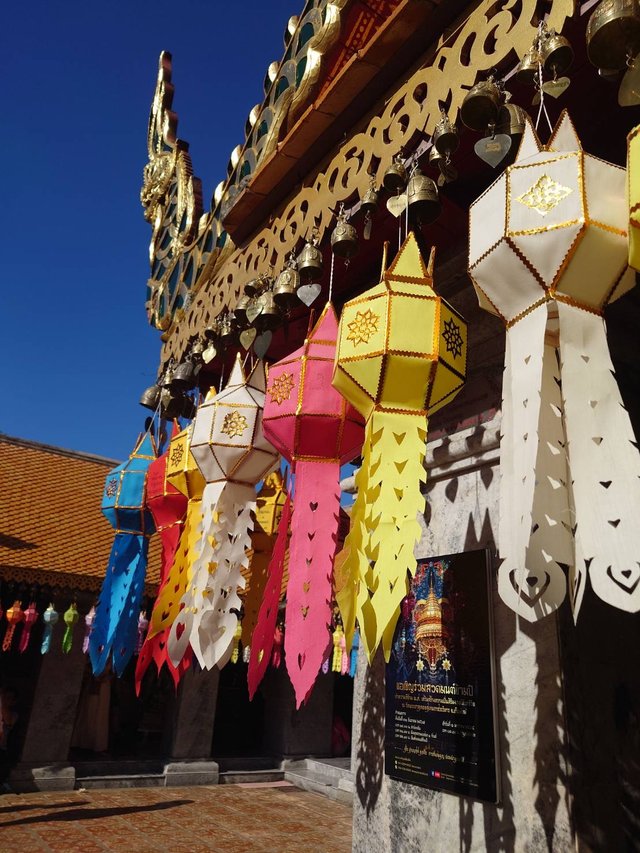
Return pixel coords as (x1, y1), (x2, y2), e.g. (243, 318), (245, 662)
(0, 436), (161, 592)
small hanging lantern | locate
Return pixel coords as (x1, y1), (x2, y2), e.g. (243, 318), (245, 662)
(62, 603), (79, 653)
(41, 604), (59, 654)
(18, 602), (39, 653)
(2, 601), (24, 652)
(82, 606), (96, 654)
(298, 236), (324, 284)
(330, 206), (358, 259)
(89, 433), (156, 676)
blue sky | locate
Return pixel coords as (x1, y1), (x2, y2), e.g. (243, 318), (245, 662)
(3, 0), (297, 460)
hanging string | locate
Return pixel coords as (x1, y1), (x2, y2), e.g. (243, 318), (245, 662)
(328, 250), (335, 303)
(534, 26), (553, 134)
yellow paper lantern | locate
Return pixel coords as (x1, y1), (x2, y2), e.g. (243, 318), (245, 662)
(332, 232), (467, 661)
(628, 124), (640, 270)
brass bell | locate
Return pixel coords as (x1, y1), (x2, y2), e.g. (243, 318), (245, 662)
(540, 28), (573, 77)
(360, 183), (379, 215)
(406, 167), (441, 225)
(331, 210), (358, 259)
(139, 383), (161, 411)
(234, 294), (251, 325)
(460, 76), (501, 132)
(160, 366), (175, 388)
(191, 338), (204, 360)
(383, 154), (407, 192)
(298, 238), (323, 284)
(219, 314), (237, 347)
(172, 359), (197, 390)
(587, 0), (640, 70)
(433, 111), (459, 160)
(273, 255), (300, 311)
(244, 277), (261, 297)
(515, 46), (542, 86)
(160, 388), (183, 420)
(181, 395), (196, 420)
(254, 291), (281, 332)
(204, 320), (221, 341)
(495, 102), (527, 139)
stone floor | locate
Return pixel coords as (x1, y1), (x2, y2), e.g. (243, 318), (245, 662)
(0, 782), (353, 852)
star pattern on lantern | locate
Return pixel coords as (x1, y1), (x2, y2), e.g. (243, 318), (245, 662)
(442, 657), (451, 671)
(105, 478), (118, 498)
(443, 318), (463, 359)
(269, 372), (295, 406)
(516, 174), (572, 216)
(347, 309), (380, 346)
(221, 410), (249, 439)
(170, 444), (185, 466)
(416, 659), (425, 672)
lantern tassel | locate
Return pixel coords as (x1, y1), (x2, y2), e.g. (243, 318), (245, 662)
(248, 493), (292, 699)
(285, 460), (340, 707)
(558, 303), (640, 614)
(89, 533), (149, 676)
(192, 482), (255, 670)
(497, 305), (573, 621)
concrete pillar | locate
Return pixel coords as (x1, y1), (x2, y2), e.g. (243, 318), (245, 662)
(351, 416), (574, 852)
(11, 612), (87, 792)
(163, 665), (220, 785)
(263, 666), (334, 759)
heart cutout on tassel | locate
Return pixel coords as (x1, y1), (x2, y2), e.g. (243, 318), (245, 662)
(298, 283), (322, 307)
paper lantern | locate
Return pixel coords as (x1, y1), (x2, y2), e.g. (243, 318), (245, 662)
(90, 433), (156, 675)
(18, 602), (38, 653)
(144, 421), (205, 683)
(332, 232), (467, 661)
(628, 124), (640, 270)
(82, 606), (95, 655)
(41, 604), (58, 654)
(240, 470), (287, 656)
(468, 110), (638, 620)
(2, 602), (24, 652)
(256, 304), (364, 707)
(135, 422), (189, 692)
(168, 358), (279, 671)
(62, 603), (79, 653)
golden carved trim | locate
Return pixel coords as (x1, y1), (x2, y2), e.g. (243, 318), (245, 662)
(161, 0), (575, 363)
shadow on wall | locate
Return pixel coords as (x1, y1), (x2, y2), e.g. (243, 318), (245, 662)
(355, 648), (385, 816)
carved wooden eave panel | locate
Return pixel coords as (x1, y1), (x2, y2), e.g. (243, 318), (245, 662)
(159, 0), (575, 366)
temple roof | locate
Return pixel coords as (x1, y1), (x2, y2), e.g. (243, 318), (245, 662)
(0, 436), (161, 592)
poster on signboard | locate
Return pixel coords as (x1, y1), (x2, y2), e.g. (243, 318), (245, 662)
(385, 549), (499, 802)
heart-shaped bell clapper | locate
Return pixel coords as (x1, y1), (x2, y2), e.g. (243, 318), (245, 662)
(240, 328), (257, 350)
(386, 194), (408, 218)
(474, 134), (511, 168)
(245, 301), (263, 325)
(297, 283), (322, 307)
(619, 55), (640, 107)
(254, 331), (272, 359)
(202, 343), (217, 364)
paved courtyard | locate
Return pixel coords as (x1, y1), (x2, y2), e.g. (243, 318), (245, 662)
(0, 783), (352, 853)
